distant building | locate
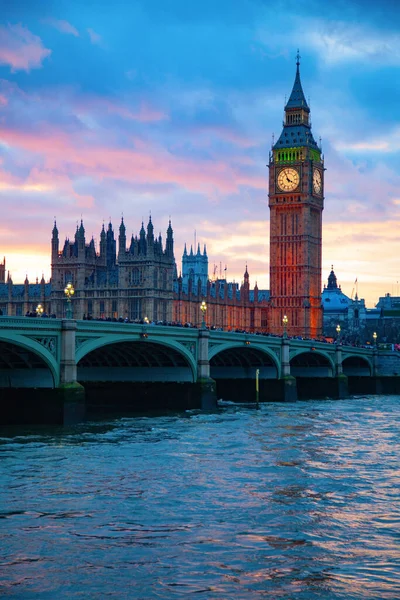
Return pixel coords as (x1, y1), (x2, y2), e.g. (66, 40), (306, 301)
(0, 271), (50, 317)
(173, 243), (270, 329)
(321, 266), (381, 340)
(181, 244), (208, 289)
(376, 294), (400, 317)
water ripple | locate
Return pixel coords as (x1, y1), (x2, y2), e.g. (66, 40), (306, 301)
(1, 395), (400, 598)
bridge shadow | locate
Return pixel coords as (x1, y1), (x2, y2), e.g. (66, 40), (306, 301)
(210, 346), (281, 403)
(78, 340), (200, 414)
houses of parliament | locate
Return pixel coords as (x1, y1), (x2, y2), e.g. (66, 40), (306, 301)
(0, 58), (325, 338)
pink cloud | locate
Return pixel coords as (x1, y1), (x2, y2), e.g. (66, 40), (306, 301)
(43, 18), (79, 37)
(0, 94), (7, 106)
(0, 23), (51, 72)
(87, 28), (102, 45)
(0, 124), (264, 196)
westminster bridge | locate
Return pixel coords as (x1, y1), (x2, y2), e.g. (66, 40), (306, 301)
(1, 317), (399, 424)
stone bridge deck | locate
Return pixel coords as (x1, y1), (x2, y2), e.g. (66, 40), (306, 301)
(1, 316), (399, 424)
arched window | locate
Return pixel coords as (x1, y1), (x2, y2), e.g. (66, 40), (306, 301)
(131, 268), (140, 285)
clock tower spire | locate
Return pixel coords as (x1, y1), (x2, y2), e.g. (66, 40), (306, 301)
(268, 53), (324, 338)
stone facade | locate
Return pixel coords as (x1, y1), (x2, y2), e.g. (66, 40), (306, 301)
(49, 217), (175, 321)
(268, 53), (323, 338)
(0, 217), (175, 320)
(173, 265), (270, 331)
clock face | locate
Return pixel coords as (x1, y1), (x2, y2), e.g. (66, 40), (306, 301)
(313, 168), (322, 195)
(277, 168), (299, 192)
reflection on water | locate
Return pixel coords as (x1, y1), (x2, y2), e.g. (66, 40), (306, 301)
(1, 396), (400, 599)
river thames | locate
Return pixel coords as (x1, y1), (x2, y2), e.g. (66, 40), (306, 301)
(1, 395), (399, 599)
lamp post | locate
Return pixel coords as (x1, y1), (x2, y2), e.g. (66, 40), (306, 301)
(141, 316), (149, 338)
(64, 282), (75, 319)
(373, 331), (377, 347)
(36, 304), (44, 317)
(336, 324), (341, 343)
(282, 314), (288, 338)
(200, 301), (207, 329)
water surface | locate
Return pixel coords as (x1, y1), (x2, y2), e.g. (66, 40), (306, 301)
(1, 396), (400, 599)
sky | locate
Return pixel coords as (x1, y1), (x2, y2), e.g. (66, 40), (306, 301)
(0, 0), (399, 306)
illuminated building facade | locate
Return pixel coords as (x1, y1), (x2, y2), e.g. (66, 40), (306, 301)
(173, 254), (270, 330)
(268, 52), (324, 338)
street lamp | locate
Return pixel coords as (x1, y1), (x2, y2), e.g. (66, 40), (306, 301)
(141, 316), (149, 338)
(336, 324), (341, 342)
(373, 331), (377, 347)
(64, 282), (75, 319)
(282, 314), (288, 338)
(36, 304), (44, 317)
(200, 301), (207, 329)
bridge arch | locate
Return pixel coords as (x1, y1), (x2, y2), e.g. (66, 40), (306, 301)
(209, 343), (280, 379)
(342, 355), (372, 376)
(289, 349), (335, 377)
(76, 335), (197, 383)
(0, 333), (58, 388)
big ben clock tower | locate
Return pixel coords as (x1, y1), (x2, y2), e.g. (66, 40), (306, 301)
(268, 52), (324, 339)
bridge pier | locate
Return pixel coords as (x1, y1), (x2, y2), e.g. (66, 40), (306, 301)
(197, 329), (217, 410)
(282, 337), (297, 402)
(60, 320), (85, 425)
(335, 345), (349, 398)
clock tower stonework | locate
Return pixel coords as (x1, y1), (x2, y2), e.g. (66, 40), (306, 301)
(268, 54), (324, 339)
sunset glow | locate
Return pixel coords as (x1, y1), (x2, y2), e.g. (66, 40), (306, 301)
(1, 1), (399, 306)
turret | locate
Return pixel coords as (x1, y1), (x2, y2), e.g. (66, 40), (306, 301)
(51, 219), (59, 260)
(146, 216), (154, 255)
(327, 265), (338, 290)
(139, 222), (147, 255)
(88, 237), (96, 259)
(241, 265), (250, 301)
(118, 217), (126, 259)
(106, 221), (116, 268)
(62, 238), (69, 258)
(7, 271), (12, 301)
(166, 220), (174, 258)
(0, 257), (6, 284)
(76, 219), (86, 257)
(100, 224), (106, 259)
(40, 274), (46, 300)
(273, 50), (320, 162)
(129, 234), (136, 255)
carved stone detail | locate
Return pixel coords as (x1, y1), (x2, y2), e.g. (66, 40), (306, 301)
(209, 342), (222, 349)
(75, 337), (92, 351)
(30, 336), (57, 357)
(180, 341), (196, 357)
